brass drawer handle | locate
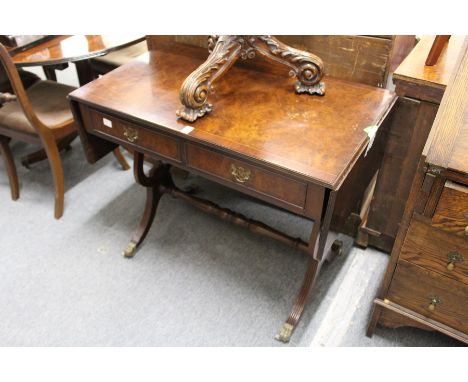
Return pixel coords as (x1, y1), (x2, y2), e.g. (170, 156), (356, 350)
(446, 251), (463, 271)
(428, 296), (441, 311)
(123, 126), (138, 143)
(230, 163), (251, 184)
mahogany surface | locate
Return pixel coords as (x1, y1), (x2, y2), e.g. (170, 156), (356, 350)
(11, 35), (145, 67)
(70, 43), (395, 190)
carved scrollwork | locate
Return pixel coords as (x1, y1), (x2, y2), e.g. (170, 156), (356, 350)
(253, 36), (325, 95)
(177, 35), (326, 122)
(176, 35), (243, 122)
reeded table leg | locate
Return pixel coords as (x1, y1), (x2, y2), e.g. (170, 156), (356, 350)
(276, 256), (320, 342)
(275, 191), (336, 343)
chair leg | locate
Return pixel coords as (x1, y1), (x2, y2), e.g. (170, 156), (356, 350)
(43, 138), (65, 219)
(113, 147), (130, 171)
(0, 136), (19, 200)
(21, 132), (78, 168)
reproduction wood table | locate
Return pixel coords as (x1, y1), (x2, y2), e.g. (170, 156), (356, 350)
(367, 38), (468, 343)
(69, 41), (396, 342)
(358, 35), (466, 252)
(11, 35), (145, 85)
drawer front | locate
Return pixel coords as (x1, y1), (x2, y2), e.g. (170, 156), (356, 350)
(185, 144), (307, 209)
(401, 218), (468, 284)
(432, 182), (468, 238)
(387, 260), (468, 333)
(90, 110), (181, 162)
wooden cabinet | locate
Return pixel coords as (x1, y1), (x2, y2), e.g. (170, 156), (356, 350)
(359, 36), (467, 252)
(367, 37), (468, 344)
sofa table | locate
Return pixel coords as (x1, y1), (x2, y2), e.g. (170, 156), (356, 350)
(69, 41), (396, 342)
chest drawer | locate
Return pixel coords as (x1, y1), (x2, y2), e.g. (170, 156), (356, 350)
(401, 218), (468, 284)
(185, 143), (307, 209)
(89, 110), (181, 162)
(387, 260), (468, 333)
(432, 182), (468, 238)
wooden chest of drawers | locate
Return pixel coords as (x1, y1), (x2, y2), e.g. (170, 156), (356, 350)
(367, 37), (468, 344)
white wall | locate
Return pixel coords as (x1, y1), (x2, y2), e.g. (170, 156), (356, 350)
(24, 64), (79, 87)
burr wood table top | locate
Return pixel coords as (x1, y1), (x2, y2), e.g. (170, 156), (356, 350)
(70, 42), (396, 190)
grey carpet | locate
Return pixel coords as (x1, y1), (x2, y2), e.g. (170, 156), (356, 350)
(0, 139), (461, 346)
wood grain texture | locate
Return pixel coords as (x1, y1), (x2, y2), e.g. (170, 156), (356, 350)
(147, 35), (403, 88)
(425, 36), (451, 66)
(69, 43), (395, 190)
(387, 260), (468, 333)
(394, 35), (466, 88)
(376, 299), (468, 343)
(365, 98), (438, 249)
(185, 143), (307, 209)
(400, 216), (468, 284)
(90, 110), (181, 162)
(362, 36), (467, 251)
(432, 183), (468, 237)
(368, 38), (468, 339)
(425, 37), (468, 174)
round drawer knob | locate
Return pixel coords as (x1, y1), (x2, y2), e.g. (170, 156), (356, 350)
(465, 226), (468, 236)
(446, 262), (455, 271)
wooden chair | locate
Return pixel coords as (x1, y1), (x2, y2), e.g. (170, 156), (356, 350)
(0, 43), (129, 219)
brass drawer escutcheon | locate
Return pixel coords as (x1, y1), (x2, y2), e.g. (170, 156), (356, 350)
(428, 296), (441, 311)
(123, 126), (138, 143)
(230, 163), (251, 184)
(446, 251), (463, 271)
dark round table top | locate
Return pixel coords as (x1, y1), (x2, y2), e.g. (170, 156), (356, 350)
(12, 35), (145, 67)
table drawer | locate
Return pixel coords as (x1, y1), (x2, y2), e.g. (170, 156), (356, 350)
(90, 110), (181, 162)
(432, 182), (468, 238)
(185, 144), (307, 209)
(401, 218), (468, 284)
(387, 260), (468, 333)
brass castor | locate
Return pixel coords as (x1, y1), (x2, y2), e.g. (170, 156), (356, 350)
(122, 241), (137, 258)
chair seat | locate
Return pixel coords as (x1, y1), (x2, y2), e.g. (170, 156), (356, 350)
(92, 41), (147, 67)
(0, 80), (76, 135)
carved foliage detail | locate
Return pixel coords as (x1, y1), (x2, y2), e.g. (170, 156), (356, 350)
(176, 36), (243, 122)
(254, 35), (325, 94)
(177, 35), (326, 122)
